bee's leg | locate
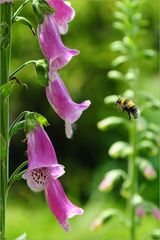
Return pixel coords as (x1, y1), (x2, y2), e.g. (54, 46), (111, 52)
(127, 110), (131, 120)
(122, 104), (127, 112)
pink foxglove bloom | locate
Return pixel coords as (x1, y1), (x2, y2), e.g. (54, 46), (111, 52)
(98, 177), (113, 192)
(143, 165), (156, 180)
(38, 14), (79, 70)
(90, 218), (102, 230)
(46, 72), (91, 138)
(0, 0), (12, 3)
(23, 125), (65, 192)
(136, 206), (145, 218)
(152, 208), (160, 220)
(48, 0), (75, 34)
(45, 178), (84, 231)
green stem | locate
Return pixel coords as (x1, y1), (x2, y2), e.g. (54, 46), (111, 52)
(8, 161), (28, 189)
(129, 121), (137, 240)
(0, 3), (12, 240)
(9, 60), (36, 79)
(12, 0), (31, 22)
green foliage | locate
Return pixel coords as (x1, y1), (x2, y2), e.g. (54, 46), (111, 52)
(97, 116), (128, 131)
(32, 0), (55, 24)
(13, 16), (35, 35)
(97, 0), (159, 238)
(0, 80), (16, 99)
(108, 141), (133, 159)
(9, 120), (25, 139)
(8, 0), (159, 238)
(34, 59), (49, 86)
(24, 112), (49, 133)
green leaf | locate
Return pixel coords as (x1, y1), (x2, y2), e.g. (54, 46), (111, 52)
(136, 117), (148, 132)
(131, 194), (143, 206)
(133, 13), (142, 22)
(152, 100), (160, 110)
(138, 131), (158, 145)
(123, 89), (135, 99)
(34, 59), (49, 87)
(143, 49), (156, 58)
(108, 141), (133, 159)
(124, 68), (138, 81)
(13, 16), (35, 35)
(110, 41), (127, 53)
(116, 1), (128, 13)
(97, 116), (127, 131)
(113, 21), (126, 32)
(138, 91), (154, 101)
(111, 56), (128, 67)
(34, 113), (49, 127)
(123, 36), (135, 49)
(138, 140), (158, 156)
(107, 70), (124, 81)
(114, 11), (127, 21)
(148, 123), (160, 134)
(0, 80), (16, 99)
(15, 233), (27, 240)
(24, 112), (49, 133)
(151, 229), (160, 240)
(104, 95), (118, 105)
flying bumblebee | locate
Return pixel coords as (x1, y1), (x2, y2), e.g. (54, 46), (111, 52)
(116, 97), (140, 120)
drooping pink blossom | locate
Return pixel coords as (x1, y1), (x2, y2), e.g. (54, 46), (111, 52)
(0, 0), (12, 3)
(45, 178), (84, 231)
(152, 208), (160, 220)
(48, 0), (75, 34)
(22, 125), (65, 192)
(46, 72), (91, 138)
(143, 165), (156, 180)
(90, 218), (102, 230)
(136, 206), (145, 218)
(37, 14), (79, 70)
(98, 177), (113, 192)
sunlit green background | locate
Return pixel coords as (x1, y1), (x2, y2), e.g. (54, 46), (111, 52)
(8, 0), (159, 239)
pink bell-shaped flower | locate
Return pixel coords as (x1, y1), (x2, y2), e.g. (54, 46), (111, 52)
(45, 178), (84, 231)
(136, 206), (145, 218)
(37, 14), (79, 70)
(0, 0), (12, 3)
(23, 125), (65, 192)
(152, 208), (160, 220)
(46, 72), (91, 138)
(48, 0), (75, 34)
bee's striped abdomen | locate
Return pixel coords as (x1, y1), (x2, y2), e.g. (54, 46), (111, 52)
(128, 105), (140, 118)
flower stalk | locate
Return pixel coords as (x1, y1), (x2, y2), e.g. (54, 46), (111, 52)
(0, 2), (12, 239)
(129, 121), (137, 240)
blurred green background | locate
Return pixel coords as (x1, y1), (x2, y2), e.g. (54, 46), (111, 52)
(8, 0), (159, 239)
